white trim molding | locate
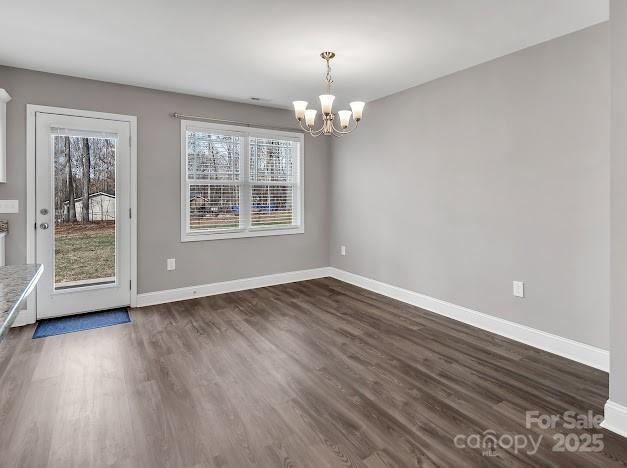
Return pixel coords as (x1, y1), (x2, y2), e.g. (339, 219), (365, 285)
(180, 120), (305, 242)
(134, 265), (608, 372)
(24, 104), (139, 322)
(601, 400), (627, 438)
(0, 88), (11, 183)
(12, 308), (36, 327)
(136, 267), (332, 307)
(328, 268), (609, 372)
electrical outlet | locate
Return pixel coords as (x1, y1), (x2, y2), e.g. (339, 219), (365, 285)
(167, 258), (176, 271)
(0, 200), (18, 213)
(513, 281), (524, 298)
(340, 245), (347, 256)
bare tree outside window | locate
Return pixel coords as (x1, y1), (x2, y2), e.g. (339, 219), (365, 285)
(81, 137), (90, 222)
(64, 136), (77, 223)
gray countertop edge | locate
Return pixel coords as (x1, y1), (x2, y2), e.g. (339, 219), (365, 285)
(0, 264), (44, 341)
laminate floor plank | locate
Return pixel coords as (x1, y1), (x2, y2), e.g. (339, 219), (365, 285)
(0, 277), (625, 467)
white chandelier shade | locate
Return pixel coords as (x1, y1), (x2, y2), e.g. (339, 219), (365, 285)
(338, 110), (352, 129)
(305, 109), (317, 127)
(350, 101), (365, 121)
(319, 94), (335, 115)
(292, 52), (365, 137)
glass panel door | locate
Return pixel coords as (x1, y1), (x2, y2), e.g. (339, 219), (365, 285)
(36, 112), (131, 319)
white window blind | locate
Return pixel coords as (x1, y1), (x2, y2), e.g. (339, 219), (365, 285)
(249, 137), (296, 228)
(181, 121), (303, 241)
(186, 131), (241, 231)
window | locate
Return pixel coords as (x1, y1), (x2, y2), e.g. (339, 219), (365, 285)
(181, 120), (304, 241)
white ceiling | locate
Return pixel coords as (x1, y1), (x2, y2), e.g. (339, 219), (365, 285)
(0, 0), (608, 110)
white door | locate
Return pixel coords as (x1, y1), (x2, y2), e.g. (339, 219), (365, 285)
(35, 112), (131, 319)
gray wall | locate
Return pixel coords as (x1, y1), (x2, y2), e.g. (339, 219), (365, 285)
(610, 1), (627, 405)
(0, 67), (331, 294)
(330, 24), (610, 349)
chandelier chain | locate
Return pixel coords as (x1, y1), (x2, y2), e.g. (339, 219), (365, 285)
(324, 57), (333, 94)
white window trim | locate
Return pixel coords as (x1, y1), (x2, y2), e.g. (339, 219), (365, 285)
(180, 120), (305, 242)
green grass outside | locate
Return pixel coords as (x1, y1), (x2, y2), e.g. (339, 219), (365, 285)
(251, 214), (292, 226)
(190, 211), (292, 230)
(54, 228), (115, 284)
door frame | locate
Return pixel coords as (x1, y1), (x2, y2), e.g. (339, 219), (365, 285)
(25, 105), (138, 323)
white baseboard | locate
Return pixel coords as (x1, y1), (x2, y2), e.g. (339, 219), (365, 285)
(11, 307), (36, 327)
(136, 266), (608, 371)
(137, 265), (608, 371)
(136, 267), (333, 307)
(328, 267), (609, 372)
(601, 400), (627, 437)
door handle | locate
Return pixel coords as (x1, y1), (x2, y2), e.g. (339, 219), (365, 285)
(39, 223), (49, 230)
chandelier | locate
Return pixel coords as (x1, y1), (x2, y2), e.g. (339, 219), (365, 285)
(292, 51), (365, 137)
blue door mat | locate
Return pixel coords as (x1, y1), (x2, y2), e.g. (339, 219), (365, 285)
(32, 308), (131, 339)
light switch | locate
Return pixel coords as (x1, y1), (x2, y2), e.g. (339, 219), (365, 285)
(513, 281), (524, 298)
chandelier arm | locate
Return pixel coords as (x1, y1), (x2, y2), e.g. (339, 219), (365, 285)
(330, 119), (360, 135)
(297, 120), (310, 132)
(301, 123), (325, 138)
(298, 119), (325, 135)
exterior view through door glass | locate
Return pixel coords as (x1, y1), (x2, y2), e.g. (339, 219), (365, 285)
(53, 130), (117, 289)
(35, 111), (132, 319)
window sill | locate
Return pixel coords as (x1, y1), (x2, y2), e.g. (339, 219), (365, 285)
(181, 225), (304, 242)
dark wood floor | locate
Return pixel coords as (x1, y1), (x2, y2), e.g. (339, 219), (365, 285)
(0, 278), (626, 467)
